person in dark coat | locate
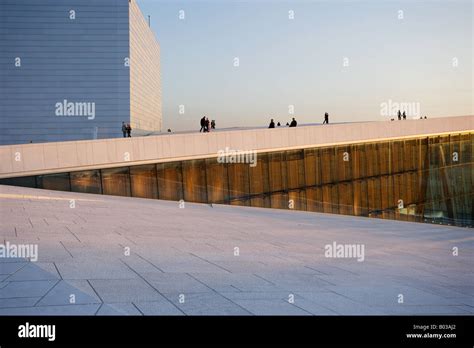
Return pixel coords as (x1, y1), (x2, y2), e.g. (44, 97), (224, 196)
(268, 119), (275, 128)
(121, 122), (127, 137)
(323, 112), (329, 124)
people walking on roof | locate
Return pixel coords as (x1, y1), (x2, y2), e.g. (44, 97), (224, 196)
(122, 122), (127, 137)
(323, 112), (329, 124)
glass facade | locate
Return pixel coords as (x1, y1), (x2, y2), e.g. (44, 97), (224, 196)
(37, 172), (71, 191)
(1, 132), (472, 227)
(130, 164), (158, 199)
(101, 167), (131, 197)
(70, 170), (101, 194)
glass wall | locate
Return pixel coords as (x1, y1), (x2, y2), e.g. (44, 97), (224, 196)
(0, 175), (37, 188)
(156, 162), (183, 201)
(101, 167), (131, 197)
(206, 158), (229, 204)
(130, 165), (158, 199)
(1, 132), (472, 227)
(37, 173), (70, 191)
(70, 170), (101, 194)
(182, 160), (207, 203)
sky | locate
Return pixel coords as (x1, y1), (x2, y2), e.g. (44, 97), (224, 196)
(136, 0), (473, 131)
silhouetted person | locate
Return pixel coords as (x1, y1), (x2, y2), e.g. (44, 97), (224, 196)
(126, 123), (132, 137)
(211, 120), (216, 129)
(268, 119), (275, 128)
(398, 110), (401, 120)
(205, 117), (210, 132)
(289, 118), (297, 127)
(424, 116), (427, 119)
(323, 112), (329, 124)
(286, 122), (289, 126)
(277, 122), (281, 127)
(121, 122), (127, 137)
(167, 129), (171, 132)
(402, 111), (406, 120)
(200, 116), (206, 132)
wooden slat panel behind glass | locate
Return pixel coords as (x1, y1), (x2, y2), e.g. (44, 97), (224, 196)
(205, 158), (229, 204)
(101, 167), (131, 197)
(130, 164), (158, 199)
(182, 160), (207, 203)
(157, 162), (183, 201)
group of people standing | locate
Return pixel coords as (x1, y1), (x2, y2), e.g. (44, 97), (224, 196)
(117, 110), (430, 138)
(268, 120), (282, 128)
(121, 112), (331, 137)
(268, 118), (297, 128)
(199, 116), (215, 132)
(392, 111), (428, 121)
(268, 113), (330, 128)
(121, 122), (132, 137)
(397, 110), (407, 120)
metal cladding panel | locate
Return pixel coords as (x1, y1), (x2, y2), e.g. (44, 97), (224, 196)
(129, 0), (162, 133)
(0, 0), (131, 144)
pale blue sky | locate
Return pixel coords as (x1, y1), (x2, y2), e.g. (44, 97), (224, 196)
(137, 0), (472, 131)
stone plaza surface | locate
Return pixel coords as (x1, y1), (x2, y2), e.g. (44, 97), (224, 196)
(0, 185), (473, 315)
